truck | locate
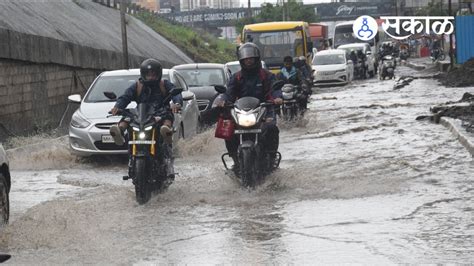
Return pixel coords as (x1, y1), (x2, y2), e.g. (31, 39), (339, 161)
(309, 23), (328, 51)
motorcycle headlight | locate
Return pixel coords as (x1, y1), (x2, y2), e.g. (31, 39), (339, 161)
(237, 113), (257, 127)
(138, 132), (146, 139)
(132, 127), (140, 132)
(283, 92), (294, 100)
(70, 111), (90, 128)
(144, 126), (153, 131)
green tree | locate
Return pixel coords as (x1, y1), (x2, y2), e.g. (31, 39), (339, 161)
(234, 0), (319, 33)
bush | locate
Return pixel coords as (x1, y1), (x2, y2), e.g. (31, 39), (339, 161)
(134, 12), (235, 63)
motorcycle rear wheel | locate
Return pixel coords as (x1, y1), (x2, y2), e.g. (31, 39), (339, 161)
(439, 53), (446, 61)
(135, 158), (151, 204)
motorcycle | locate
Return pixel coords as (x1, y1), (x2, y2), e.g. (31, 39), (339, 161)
(105, 88), (182, 204)
(431, 47), (446, 62)
(354, 59), (367, 80)
(379, 55), (396, 80)
(280, 84), (300, 121)
(214, 81), (284, 188)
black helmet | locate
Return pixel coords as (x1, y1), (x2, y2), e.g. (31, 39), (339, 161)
(238, 42), (261, 71)
(140, 58), (162, 87)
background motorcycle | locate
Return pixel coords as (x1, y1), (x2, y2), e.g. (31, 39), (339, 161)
(105, 88), (182, 204)
(354, 59), (367, 80)
(280, 84), (300, 121)
(379, 55), (396, 80)
(431, 47), (446, 62)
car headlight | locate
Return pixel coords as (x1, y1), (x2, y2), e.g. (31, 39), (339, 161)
(336, 68), (346, 72)
(70, 111), (90, 128)
(237, 113), (257, 127)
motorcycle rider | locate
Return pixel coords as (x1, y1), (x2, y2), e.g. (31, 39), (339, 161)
(109, 58), (182, 177)
(216, 43), (283, 171)
(430, 38), (441, 59)
(277, 55), (308, 110)
(357, 49), (367, 77)
(295, 56), (311, 80)
(277, 55), (303, 86)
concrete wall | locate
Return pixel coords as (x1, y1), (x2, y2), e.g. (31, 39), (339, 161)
(0, 59), (98, 137)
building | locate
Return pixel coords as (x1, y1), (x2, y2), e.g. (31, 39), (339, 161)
(132, 0), (159, 12)
(180, 0), (239, 11)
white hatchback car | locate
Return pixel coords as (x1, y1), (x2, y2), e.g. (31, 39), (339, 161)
(337, 43), (376, 77)
(68, 69), (200, 156)
(312, 49), (353, 86)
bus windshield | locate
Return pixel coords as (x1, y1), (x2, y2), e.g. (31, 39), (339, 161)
(334, 24), (375, 48)
(244, 30), (304, 66)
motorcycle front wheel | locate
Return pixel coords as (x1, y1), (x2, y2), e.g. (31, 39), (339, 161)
(239, 148), (256, 188)
(439, 53), (446, 61)
(135, 157), (151, 204)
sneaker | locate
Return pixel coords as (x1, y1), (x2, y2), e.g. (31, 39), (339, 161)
(160, 125), (173, 144)
(109, 125), (125, 146)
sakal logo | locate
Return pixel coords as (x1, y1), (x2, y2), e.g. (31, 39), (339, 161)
(353, 15), (378, 41)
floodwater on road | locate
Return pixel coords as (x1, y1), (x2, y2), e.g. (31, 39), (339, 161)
(1, 65), (473, 264)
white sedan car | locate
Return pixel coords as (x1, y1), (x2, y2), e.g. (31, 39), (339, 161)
(68, 69), (200, 156)
(312, 49), (353, 86)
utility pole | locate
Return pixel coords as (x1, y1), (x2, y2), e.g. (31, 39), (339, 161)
(282, 0), (285, 21)
(247, 0), (251, 18)
(120, 0), (129, 69)
(449, 0), (454, 68)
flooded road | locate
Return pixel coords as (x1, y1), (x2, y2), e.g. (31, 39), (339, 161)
(1, 65), (473, 264)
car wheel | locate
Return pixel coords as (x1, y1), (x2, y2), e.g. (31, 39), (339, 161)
(0, 173), (9, 226)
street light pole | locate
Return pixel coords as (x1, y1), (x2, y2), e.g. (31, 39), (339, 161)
(120, 0), (129, 69)
(449, 0), (454, 68)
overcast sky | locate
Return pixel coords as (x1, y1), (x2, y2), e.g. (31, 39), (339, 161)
(239, 0), (332, 7)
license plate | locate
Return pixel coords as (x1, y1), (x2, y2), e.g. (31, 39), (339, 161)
(128, 140), (156, 145)
(319, 75), (334, 80)
(234, 129), (262, 134)
(101, 135), (115, 143)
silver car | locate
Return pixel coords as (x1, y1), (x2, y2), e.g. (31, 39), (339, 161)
(68, 69), (200, 156)
(0, 143), (10, 225)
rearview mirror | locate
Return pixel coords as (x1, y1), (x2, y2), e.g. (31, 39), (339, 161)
(103, 91), (117, 100)
(182, 91), (194, 101)
(214, 85), (226, 93)
(272, 80), (285, 91)
(170, 88), (183, 96)
(68, 94), (81, 103)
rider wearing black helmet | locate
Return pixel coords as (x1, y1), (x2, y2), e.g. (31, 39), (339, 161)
(216, 42), (283, 170)
(109, 58), (183, 146)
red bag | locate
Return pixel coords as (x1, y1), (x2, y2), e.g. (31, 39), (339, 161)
(215, 116), (235, 140)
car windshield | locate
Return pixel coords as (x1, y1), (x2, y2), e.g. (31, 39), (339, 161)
(175, 68), (225, 87)
(84, 75), (139, 103)
(312, 54), (346, 65)
(226, 64), (241, 74)
(245, 30), (304, 66)
(84, 74), (171, 103)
